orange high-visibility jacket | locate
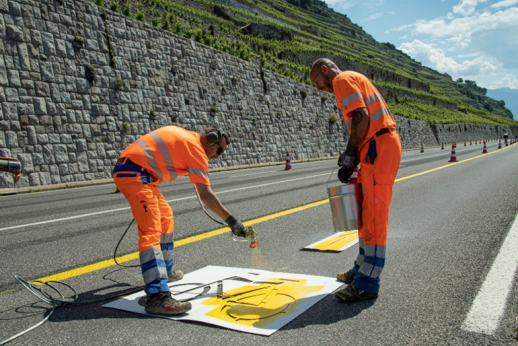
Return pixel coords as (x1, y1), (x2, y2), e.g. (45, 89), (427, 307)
(333, 71), (396, 145)
(119, 126), (210, 185)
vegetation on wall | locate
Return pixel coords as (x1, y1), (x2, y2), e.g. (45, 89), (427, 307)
(93, 0), (517, 126)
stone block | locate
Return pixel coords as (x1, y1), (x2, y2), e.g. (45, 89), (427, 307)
(5, 131), (17, 147)
(18, 153), (33, 172)
(32, 152), (44, 165)
(3, 102), (18, 119)
(42, 144), (55, 164)
(33, 97), (47, 114)
(17, 42), (30, 70)
(6, 24), (24, 42)
(28, 172), (40, 185)
(53, 144), (68, 164)
(5, 87), (19, 101)
(36, 133), (48, 144)
(7, 69), (21, 87)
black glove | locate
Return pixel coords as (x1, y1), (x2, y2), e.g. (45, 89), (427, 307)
(225, 214), (245, 237)
(337, 144), (358, 184)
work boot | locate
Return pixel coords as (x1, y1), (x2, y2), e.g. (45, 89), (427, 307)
(335, 284), (378, 303)
(336, 270), (355, 284)
(145, 291), (192, 315)
(168, 269), (183, 282)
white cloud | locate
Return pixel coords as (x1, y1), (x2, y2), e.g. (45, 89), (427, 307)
(398, 39), (518, 88)
(413, 7), (518, 47)
(491, 0), (518, 8)
(452, 0), (488, 16)
(361, 12), (384, 22)
(397, 39), (495, 74)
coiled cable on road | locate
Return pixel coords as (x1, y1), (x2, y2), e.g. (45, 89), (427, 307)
(2, 218), (144, 345)
(2, 184), (227, 345)
(1, 275), (143, 345)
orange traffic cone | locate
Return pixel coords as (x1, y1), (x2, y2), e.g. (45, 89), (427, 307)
(448, 143), (458, 162)
(498, 140), (502, 149)
(284, 151), (292, 170)
(482, 140), (488, 153)
(420, 143), (424, 153)
(441, 142), (444, 150)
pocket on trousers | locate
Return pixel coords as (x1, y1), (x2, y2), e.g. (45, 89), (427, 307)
(373, 173), (395, 185)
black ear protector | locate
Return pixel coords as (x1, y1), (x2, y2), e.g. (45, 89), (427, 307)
(205, 128), (223, 146)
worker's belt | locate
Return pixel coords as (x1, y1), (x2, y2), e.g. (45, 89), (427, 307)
(116, 157), (143, 170)
(114, 157), (158, 183)
(375, 128), (396, 137)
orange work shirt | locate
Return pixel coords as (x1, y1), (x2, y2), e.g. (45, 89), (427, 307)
(119, 126), (210, 185)
(333, 71), (396, 147)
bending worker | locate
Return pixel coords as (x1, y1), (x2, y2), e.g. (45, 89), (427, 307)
(311, 58), (402, 303)
(113, 125), (246, 315)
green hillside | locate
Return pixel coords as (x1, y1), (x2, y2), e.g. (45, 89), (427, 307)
(93, 0), (517, 126)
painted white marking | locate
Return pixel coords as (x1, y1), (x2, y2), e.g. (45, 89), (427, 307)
(0, 173), (329, 231)
(462, 213), (518, 335)
(226, 170), (278, 178)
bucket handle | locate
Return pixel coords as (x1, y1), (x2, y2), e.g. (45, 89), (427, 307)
(327, 166), (340, 189)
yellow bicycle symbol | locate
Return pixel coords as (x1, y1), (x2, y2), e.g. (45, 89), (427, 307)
(203, 278), (323, 327)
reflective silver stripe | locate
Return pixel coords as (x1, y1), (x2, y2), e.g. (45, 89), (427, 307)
(359, 262), (373, 276)
(369, 107), (394, 123)
(358, 262), (383, 279)
(364, 93), (384, 107)
(341, 92), (363, 109)
(135, 138), (164, 180)
(140, 248), (168, 284)
(140, 247), (163, 264)
(142, 266), (167, 284)
(162, 249), (174, 260)
(161, 233), (175, 244)
(376, 245), (386, 259)
(371, 265), (383, 278)
(354, 254), (365, 267)
(149, 131), (177, 180)
(187, 166), (209, 179)
(365, 245), (386, 258)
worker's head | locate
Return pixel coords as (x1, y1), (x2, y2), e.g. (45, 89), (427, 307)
(310, 58), (341, 93)
(201, 126), (229, 160)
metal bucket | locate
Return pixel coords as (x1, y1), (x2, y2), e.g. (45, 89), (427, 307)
(327, 184), (362, 232)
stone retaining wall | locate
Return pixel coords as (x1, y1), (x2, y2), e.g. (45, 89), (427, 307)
(0, 0), (515, 189)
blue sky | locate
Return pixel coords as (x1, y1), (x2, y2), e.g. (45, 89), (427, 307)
(321, 0), (518, 91)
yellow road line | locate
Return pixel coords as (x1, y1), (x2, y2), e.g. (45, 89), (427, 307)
(36, 200), (329, 283)
(36, 145), (513, 283)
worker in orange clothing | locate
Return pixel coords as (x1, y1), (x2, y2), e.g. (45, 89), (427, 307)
(311, 58), (402, 303)
(113, 125), (247, 315)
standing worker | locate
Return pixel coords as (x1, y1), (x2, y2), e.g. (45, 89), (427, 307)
(113, 125), (247, 315)
(310, 58), (402, 303)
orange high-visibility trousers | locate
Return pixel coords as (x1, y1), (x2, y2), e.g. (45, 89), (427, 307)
(113, 164), (175, 295)
(353, 129), (401, 294)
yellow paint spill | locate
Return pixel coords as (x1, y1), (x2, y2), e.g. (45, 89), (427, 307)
(310, 231), (358, 251)
(203, 278), (323, 327)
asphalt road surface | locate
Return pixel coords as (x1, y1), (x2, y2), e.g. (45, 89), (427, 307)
(1, 140), (517, 345)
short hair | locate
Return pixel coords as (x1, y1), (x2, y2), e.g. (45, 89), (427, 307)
(311, 58), (336, 71)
